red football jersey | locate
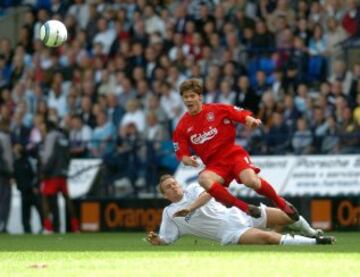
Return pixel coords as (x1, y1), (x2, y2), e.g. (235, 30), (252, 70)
(173, 103), (252, 164)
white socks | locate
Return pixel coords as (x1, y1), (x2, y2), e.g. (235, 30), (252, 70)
(280, 234), (316, 245)
(288, 216), (317, 237)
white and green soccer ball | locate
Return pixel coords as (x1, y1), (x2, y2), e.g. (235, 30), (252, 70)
(40, 20), (68, 48)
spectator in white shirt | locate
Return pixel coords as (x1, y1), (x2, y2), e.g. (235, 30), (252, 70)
(218, 80), (236, 105)
(328, 60), (353, 95)
(67, 0), (90, 29)
(144, 4), (165, 36)
(69, 115), (92, 158)
(169, 33), (190, 61)
(144, 111), (169, 143)
(47, 82), (67, 119)
(92, 17), (116, 55)
(120, 99), (146, 133)
(159, 81), (185, 129)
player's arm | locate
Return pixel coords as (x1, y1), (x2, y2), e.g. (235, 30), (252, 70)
(41, 132), (57, 173)
(148, 208), (180, 246)
(147, 231), (168, 246)
(173, 125), (199, 167)
(245, 115), (262, 129)
(173, 191), (211, 217)
(219, 104), (262, 129)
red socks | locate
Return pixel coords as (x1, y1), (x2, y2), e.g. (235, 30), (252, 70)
(44, 218), (80, 233)
(208, 182), (249, 213)
(43, 218), (53, 232)
(207, 179), (289, 216)
(71, 217), (80, 233)
(256, 178), (286, 210)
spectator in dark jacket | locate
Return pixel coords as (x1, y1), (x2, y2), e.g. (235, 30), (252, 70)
(13, 143), (43, 233)
(0, 120), (13, 233)
(235, 75), (261, 115)
(266, 112), (290, 154)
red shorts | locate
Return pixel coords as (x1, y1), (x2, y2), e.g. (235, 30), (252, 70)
(41, 177), (69, 196)
(203, 146), (260, 187)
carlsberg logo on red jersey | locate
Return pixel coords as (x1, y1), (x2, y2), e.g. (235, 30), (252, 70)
(190, 127), (218, 144)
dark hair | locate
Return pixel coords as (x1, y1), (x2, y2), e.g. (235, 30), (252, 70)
(71, 114), (83, 121)
(179, 79), (202, 96)
(46, 120), (58, 131)
(0, 119), (10, 133)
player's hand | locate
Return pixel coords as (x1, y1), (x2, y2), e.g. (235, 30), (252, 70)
(173, 208), (191, 217)
(146, 231), (162, 245)
(248, 204), (261, 218)
(182, 156), (199, 167)
(245, 116), (262, 129)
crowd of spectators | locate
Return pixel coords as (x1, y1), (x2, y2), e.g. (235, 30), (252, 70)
(1, 0), (360, 196)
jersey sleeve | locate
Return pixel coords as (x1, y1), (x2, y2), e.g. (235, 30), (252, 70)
(158, 207), (180, 244)
(173, 122), (191, 161)
(216, 104), (253, 124)
(41, 132), (57, 169)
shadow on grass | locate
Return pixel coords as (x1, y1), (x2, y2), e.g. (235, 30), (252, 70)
(0, 232), (358, 253)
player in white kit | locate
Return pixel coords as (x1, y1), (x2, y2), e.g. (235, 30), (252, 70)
(147, 175), (335, 246)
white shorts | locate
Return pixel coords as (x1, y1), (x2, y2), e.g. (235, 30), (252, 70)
(220, 203), (268, 245)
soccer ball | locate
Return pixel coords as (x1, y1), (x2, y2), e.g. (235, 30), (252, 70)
(40, 20), (67, 48)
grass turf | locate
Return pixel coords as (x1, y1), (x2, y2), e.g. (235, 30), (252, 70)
(0, 232), (359, 276)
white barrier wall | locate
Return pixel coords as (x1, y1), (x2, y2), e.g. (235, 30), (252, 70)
(174, 155), (360, 197)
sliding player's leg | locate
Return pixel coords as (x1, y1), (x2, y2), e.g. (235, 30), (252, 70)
(265, 207), (322, 237)
(238, 228), (281, 244)
(238, 228), (334, 245)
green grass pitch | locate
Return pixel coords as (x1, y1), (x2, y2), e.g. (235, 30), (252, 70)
(0, 232), (359, 276)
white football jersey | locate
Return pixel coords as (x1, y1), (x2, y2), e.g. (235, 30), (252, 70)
(159, 184), (267, 245)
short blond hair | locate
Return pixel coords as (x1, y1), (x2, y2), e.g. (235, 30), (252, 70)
(158, 174), (174, 194)
(179, 78), (203, 96)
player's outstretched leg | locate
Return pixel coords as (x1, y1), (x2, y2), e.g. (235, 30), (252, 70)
(239, 170), (299, 221)
(238, 228), (335, 245)
(266, 207), (323, 238)
(198, 171), (250, 213)
(207, 182), (250, 212)
(257, 178), (299, 221)
(281, 234), (335, 245)
(288, 215), (324, 238)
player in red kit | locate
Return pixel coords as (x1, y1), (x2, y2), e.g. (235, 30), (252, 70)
(173, 79), (298, 220)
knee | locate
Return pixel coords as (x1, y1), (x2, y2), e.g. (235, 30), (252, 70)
(198, 174), (212, 190)
(262, 233), (279, 244)
(242, 176), (261, 190)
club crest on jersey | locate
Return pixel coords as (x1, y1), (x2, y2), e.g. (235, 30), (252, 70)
(184, 211), (195, 223)
(206, 112), (215, 122)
